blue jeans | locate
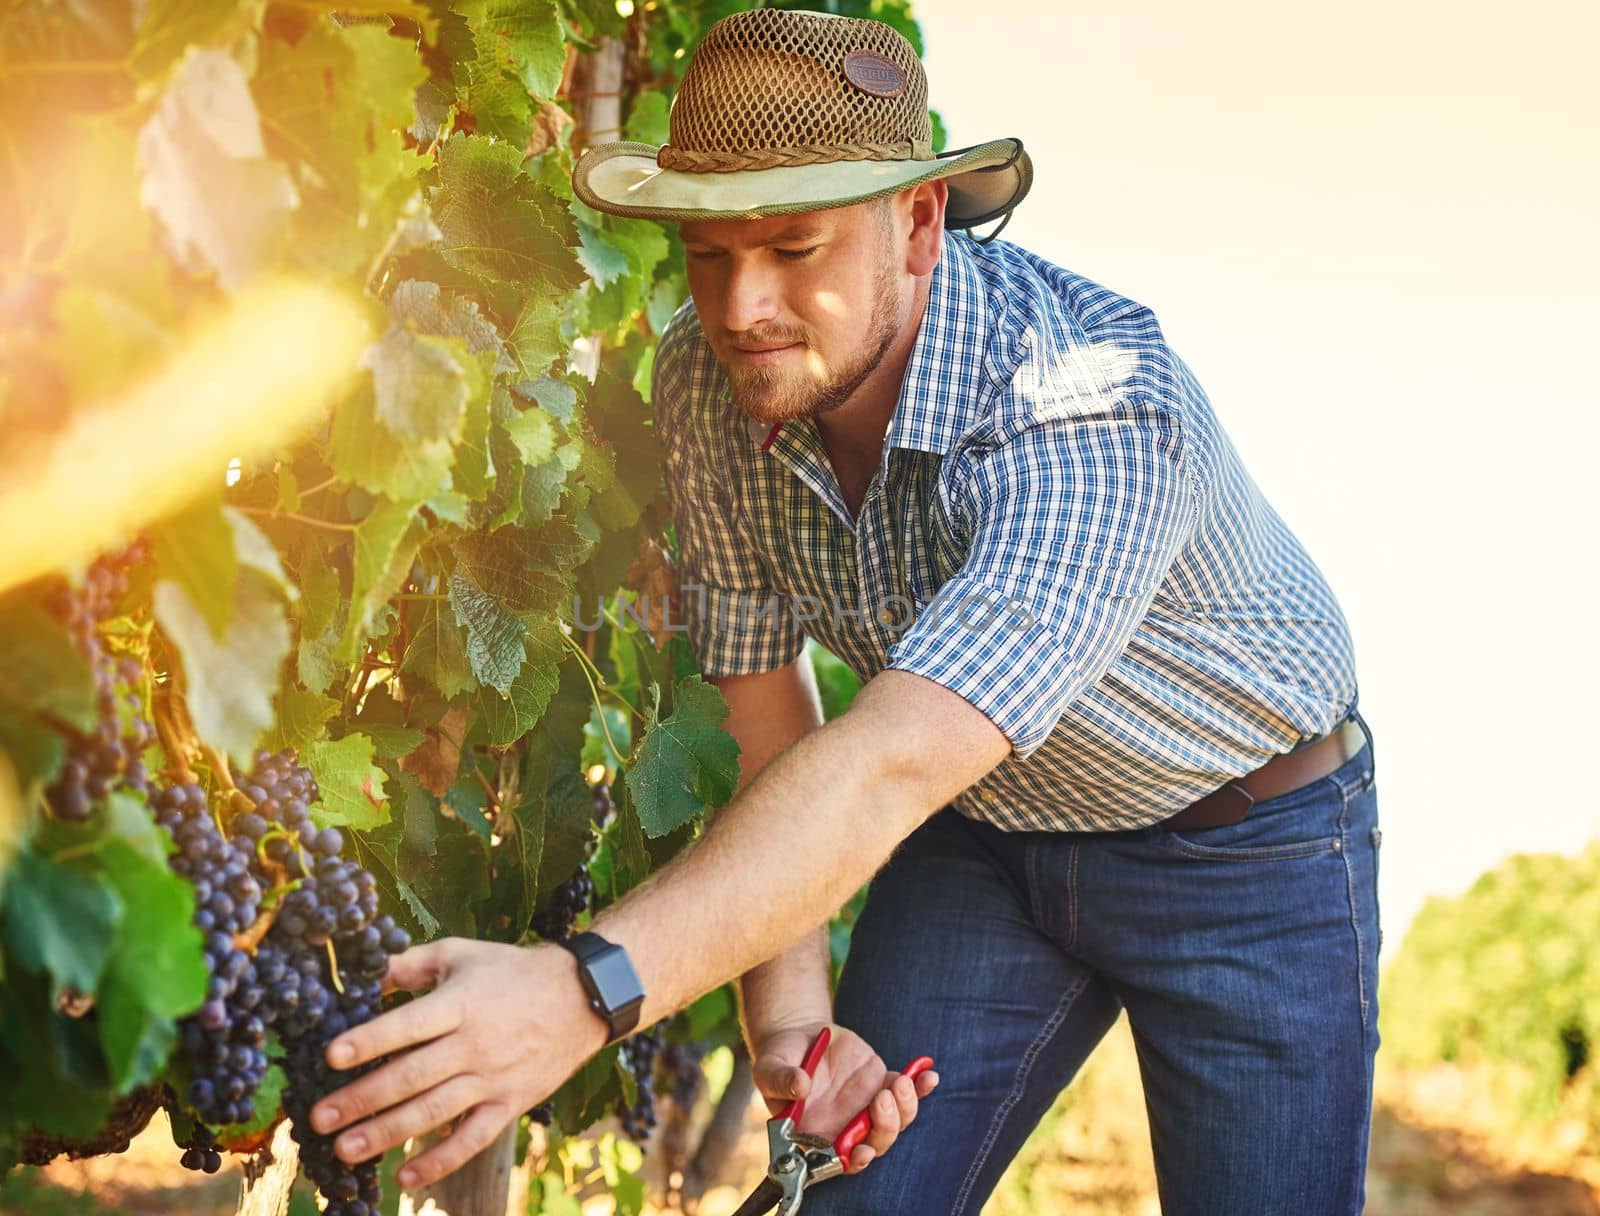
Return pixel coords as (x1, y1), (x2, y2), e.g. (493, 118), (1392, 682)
(807, 713), (1381, 1215)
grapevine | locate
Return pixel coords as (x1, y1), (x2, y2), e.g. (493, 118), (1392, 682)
(0, 0), (936, 1206)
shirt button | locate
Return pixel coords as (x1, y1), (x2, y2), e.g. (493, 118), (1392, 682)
(978, 788), (997, 803)
(876, 607), (895, 626)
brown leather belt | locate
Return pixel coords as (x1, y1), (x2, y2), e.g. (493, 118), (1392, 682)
(1160, 715), (1369, 832)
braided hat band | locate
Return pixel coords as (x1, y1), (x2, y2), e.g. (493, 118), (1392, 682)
(572, 8), (1031, 233)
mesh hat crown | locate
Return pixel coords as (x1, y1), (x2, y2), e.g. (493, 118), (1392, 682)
(657, 8), (934, 172)
(572, 8), (1031, 230)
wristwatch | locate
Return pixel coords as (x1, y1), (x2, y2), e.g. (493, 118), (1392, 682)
(557, 931), (645, 1044)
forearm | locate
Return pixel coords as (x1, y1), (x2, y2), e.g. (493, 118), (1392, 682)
(737, 925), (832, 1055)
(591, 709), (926, 1031)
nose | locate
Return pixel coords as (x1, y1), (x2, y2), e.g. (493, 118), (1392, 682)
(721, 255), (780, 334)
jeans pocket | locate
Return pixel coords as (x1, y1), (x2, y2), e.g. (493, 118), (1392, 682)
(1162, 777), (1345, 862)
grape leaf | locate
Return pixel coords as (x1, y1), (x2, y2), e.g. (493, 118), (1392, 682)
(397, 704), (469, 799)
(389, 279), (516, 376)
(575, 223), (631, 289)
(266, 684), (340, 754)
(295, 543), (345, 696)
(625, 677), (740, 838)
(95, 839), (206, 1091)
(401, 601), (477, 701)
(454, 516), (591, 615)
(342, 23), (430, 131)
(136, 48), (298, 291)
(478, 613), (564, 746)
(327, 379), (458, 503)
(129, 0), (247, 84)
(355, 723), (427, 762)
(448, 567), (526, 695)
(150, 495), (237, 639)
(364, 326), (472, 442)
(432, 133), (583, 293)
(472, 0), (566, 98)
(225, 508), (294, 600)
(397, 826), (486, 938)
(452, 376), (497, 503)
(503, 407), (557, 466)
(303, 733), (390, 831)
(1, 849), (124, 996)
(102, 791), (173, 868)
(155, 574), (290, 764)
(551, 1046), (621, 1135)
(0, 596), (97, 736)
(508, 293), (565, 378)
(624, 91), (670, 145)
(343, 497), (422, 658)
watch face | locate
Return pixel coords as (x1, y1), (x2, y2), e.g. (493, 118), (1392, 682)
(587, 944), (645, 1008)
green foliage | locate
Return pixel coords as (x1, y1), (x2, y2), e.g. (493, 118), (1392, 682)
(1380, 845), (1600, 1141)
(0, 0), (939, 1193)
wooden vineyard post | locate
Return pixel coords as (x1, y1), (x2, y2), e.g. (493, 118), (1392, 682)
(566, 34), (627, 383)
(235, 1120), (299, 1216)
(396, 1122), (518, 1216)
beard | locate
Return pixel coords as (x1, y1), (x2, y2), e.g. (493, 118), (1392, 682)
(721, 258), (903, 427)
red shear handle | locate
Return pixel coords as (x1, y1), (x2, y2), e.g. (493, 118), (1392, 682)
(833, 1056), (935, 1173)
(774, 1026), (834, 1125)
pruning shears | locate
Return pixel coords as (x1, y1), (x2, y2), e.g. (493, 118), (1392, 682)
(730, 1026), (935, 1216)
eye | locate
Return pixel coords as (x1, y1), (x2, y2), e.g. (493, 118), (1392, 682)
(776, 247), (820, 261)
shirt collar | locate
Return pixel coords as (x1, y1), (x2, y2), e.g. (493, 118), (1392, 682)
(742, 233), (991, 458)
(882, 231), (990, 458)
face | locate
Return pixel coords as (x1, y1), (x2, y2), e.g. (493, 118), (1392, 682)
(679, 198), (906, 426)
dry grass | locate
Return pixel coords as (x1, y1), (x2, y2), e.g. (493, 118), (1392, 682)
(16, 1022), (1600, 1215)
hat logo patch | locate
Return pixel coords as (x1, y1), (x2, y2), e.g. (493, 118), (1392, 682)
(842, 50), (906, 98)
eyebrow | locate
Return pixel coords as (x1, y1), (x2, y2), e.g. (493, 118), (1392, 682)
(683, 225), (826, 251)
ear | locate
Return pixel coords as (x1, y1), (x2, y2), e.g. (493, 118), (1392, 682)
(904, 179), (947, 277)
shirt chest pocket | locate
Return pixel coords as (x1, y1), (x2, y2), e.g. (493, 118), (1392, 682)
(893, 455), (971, 607)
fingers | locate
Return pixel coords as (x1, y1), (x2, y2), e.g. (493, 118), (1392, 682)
(753, 1056), (813, 1103)
(396, 1100), (512, 1191)
(324, 986), (462, 1073)
(380, 939), (453, 997)
(849, 1067), (938, 1172)
(328, 1073), (482, 1164)
(314, 1038), (462, 1136)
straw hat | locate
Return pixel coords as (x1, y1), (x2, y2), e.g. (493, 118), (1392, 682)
(571, 8), (1032, 233)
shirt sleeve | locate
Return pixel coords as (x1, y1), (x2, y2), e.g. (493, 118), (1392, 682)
(884, 392), (1193, 760)
(655, 324), (808, 678)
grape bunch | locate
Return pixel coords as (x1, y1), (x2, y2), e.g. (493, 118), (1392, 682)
(592, 782), (615, 828)
(526, 1101), (554, 1127)
(152, 780), (270, 1128)
(529, 864), (594, 942)
(179, 1124), (223, 1175)
(237, 748), (409, 1216)
(613, 1022), (665, 1144)
(150, 749), (410, 1215)
(41, 545), (155, 821)
(658, 1039), (709, 1111)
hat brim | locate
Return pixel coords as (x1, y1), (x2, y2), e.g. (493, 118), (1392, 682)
(572, 138), (1031, 230)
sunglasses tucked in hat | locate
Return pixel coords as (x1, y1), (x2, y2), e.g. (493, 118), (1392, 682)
(572, 8), (1031, 236)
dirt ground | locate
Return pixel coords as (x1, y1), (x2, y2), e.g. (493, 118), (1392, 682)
(9, 1018), (1600, 1215)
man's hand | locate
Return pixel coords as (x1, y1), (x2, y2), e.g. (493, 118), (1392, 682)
(309, 938), (606, 1190)
(752, 1022), (940, 1173)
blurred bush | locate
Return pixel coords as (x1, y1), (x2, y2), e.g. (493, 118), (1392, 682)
(1380, 843), (1600, 1142)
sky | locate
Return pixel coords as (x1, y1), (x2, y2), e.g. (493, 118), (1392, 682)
(915, 0), (1600, 950)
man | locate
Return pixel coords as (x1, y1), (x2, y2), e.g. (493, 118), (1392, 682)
(314, 9), (1381, 1214)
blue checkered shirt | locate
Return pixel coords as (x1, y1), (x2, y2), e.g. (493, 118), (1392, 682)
(653, 230), (1358, 831)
